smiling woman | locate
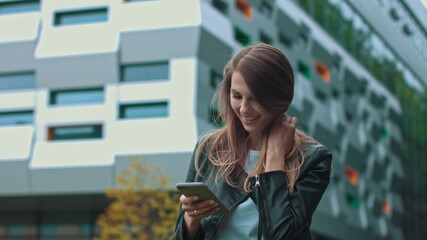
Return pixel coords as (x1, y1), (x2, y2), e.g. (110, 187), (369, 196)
(230, 71), (276, 147)
(173, 43), (332, 240)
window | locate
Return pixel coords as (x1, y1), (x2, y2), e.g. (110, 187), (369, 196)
(40, 225), (57, 236)
(125, 0), (157, 2)
(121, 62), (169, 82)
(0, 72), (36, 90)
(54, 8), (108, 26)
(369, 92), (385, 109)
(389, 8), (400, 21)
(47, 125), (103, 141)
(119, 102), (168, 119)
(331, 89), (340, 99)
(50, 88), (104, 105)
(344, 110), (353, 122)
(209, 107), (224, 127)
(6, 225), (28, 236)
(259, 2), (272, 18)
(278, 32), (292, 47)
(314, 89), (327, 102)
(212, 0), (228, 15)
(210, 70), (222, 89)
(234, 27), (251, 46)
(0, 0), (39, 15)
(402, 24), (412, 36)
(298, 30), (309, 47)
(0, 110), (33, 126)
(259, 31), (272, 44)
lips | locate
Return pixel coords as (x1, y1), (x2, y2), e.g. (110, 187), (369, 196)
(242, 116), (259, 122)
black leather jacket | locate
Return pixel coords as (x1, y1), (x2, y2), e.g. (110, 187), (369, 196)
(173, 141), (332, 240)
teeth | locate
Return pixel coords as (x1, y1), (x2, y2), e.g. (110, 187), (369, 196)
(243, 116), (256, 121)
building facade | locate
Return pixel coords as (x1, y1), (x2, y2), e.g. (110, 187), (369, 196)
(0, 0), (426, 239)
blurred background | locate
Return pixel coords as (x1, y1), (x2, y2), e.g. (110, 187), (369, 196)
(0, 0), (426, 239)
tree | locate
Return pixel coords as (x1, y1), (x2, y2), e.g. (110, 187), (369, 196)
(93, 158), (180, 240)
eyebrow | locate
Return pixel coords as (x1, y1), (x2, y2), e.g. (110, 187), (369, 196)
(230, 89), (240, 95)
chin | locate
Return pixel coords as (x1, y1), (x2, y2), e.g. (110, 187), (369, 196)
(243, 126), (256, 134)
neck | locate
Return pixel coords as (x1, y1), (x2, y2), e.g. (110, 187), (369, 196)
(248, 133), (263, 150)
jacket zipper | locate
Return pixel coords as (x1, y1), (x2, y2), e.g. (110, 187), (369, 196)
(255, 174), (261, 187)
(255, 174), (271, 239)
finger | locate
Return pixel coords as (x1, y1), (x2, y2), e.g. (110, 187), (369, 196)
(180, 194), (199, 204)
(185, 200), (218, 218)
(187, 199), (216, 211)
(290, 116), (298, 126)
(180, 195), (199, 205)
(280, 114), (288, 124)
(191, 205), (220, 219)
(196, 201), (218, 214)
(182, 199), (216, 212)
(272, 114), (284, 125)
(198, 207), (220, 218)
(283, 115), (292, 124)
(189, 205), (218, 219)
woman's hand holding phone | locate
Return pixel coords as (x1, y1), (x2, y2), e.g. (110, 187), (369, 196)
(180, 195), (220, 221)
(266, 114), (298, 172)
(177, 182), (229, 239)
(179, 192), (220, 239)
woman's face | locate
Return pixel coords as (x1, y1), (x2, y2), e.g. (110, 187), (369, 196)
(230, 71), (276, 139)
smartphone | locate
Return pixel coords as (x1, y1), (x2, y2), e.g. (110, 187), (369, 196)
(176, 182), (231, 215)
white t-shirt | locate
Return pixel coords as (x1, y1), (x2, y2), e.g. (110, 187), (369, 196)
(216, 150), (261, 240)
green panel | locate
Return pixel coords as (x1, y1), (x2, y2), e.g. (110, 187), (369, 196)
(297, 61), (310, 79)
(346, 194), (359, 209)
(234, 27), (251, 46)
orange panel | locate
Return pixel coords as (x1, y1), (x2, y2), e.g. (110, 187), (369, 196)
(382, 200), (391, 215)
(47, 127), (53, 141)
(236, 0), (252, 20)
(344, 166), (359, 186)
(315, 60), (331, 83)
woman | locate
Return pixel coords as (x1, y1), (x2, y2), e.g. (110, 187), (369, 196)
(173, 43), (332, 240)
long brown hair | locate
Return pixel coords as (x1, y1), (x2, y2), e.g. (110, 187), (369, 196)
(195, 43), (316, 194)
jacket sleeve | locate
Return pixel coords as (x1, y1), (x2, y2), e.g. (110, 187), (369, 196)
(255, 146), (332, 240)
(172, 141), (203, 240)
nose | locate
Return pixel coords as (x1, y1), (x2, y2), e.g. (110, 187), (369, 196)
(240, 99), (252, 115)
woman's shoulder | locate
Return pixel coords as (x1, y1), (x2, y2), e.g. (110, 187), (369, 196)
(198, 130), (215, 142)
(196, 130), (217, 148)
(301, 141), (332, 166)
(297, 130), (331, 160)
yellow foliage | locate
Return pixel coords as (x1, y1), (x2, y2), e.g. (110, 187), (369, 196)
(93, 159), (180, 240)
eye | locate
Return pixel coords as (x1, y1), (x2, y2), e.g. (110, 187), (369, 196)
(232, 93), (242, 99)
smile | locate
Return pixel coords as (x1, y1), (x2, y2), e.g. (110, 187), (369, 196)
(242, 116), (259, 121)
